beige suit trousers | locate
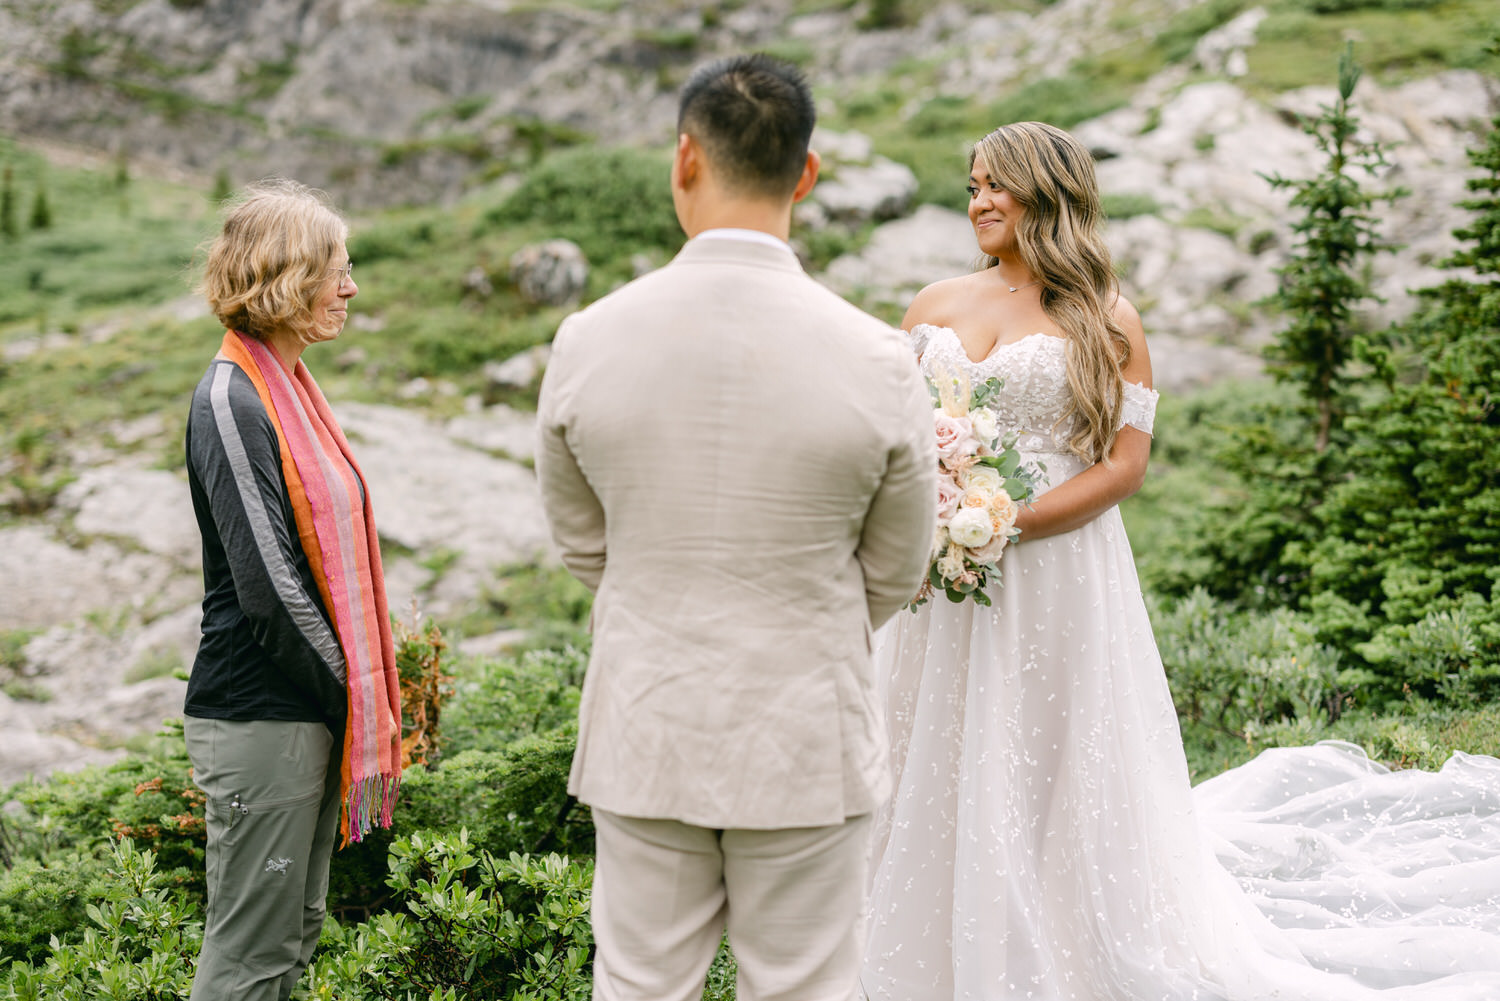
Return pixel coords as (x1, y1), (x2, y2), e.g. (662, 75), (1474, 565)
(590, 809), (874, 1001)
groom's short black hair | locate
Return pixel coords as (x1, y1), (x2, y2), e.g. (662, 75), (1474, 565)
(677, 53), (816, 199)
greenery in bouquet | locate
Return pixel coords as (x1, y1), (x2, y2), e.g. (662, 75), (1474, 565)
(911, 366), (1045, 609)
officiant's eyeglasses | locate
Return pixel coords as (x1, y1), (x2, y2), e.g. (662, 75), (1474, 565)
(328, 261), (354, 284)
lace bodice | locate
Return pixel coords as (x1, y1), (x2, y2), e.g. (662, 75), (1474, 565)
(911, 323), (1158, 455)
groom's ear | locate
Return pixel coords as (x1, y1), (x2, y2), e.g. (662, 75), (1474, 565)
(791, 149), (820, 204)
(671, 133), (700, 193)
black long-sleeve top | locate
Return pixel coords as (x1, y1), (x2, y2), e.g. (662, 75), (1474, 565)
(184, 359), (349, 733)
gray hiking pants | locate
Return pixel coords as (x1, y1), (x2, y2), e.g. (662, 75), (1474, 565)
(185, 717), (342, 1001)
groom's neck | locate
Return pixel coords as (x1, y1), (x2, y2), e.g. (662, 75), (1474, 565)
(680, 198), (794, 242)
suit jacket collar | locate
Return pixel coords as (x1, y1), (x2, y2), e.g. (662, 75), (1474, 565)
(671, 234), (805, 275)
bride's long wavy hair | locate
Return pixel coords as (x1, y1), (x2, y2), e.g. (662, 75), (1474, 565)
(971, 122), (1128, 463)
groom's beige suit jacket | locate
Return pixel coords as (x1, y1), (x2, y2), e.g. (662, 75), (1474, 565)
(535, 233), (936, 831)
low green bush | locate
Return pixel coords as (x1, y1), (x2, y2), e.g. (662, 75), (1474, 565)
(397, 730), (590, 859)
(482, 147), (682, 269)
(444, 647), (587, 756)
(0, 851), (110, 966)
(6, 838), (202, 1000)
(308, 831), (593, 1001)
(1248, 698), (1500, 770)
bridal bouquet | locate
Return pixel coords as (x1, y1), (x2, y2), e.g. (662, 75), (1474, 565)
(909, 366), (1044, 610)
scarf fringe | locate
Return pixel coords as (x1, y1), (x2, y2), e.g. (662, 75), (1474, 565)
(342, 773), (403, 845)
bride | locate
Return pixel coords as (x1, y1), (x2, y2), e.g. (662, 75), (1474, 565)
(860, 121), (1500, 1000)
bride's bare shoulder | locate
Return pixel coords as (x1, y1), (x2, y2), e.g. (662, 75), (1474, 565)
(901, 273), (985, 331)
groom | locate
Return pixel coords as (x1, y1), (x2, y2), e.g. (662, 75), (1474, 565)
(535, 53), (936, 1001)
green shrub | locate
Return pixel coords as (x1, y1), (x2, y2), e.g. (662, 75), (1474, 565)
(1151, 588), (1368, 777)
(1101, 192), (1162, 219)
(444, 647), (586, 756)
(307, 831), (593, 1001)
(986, 74), (1127, 132)
(326, 726), (589, 922)
(1153, 0), (1251, 63)
(348, 216), (439, 264)
(463, 562), (595, 652)
(399, 731), (591, 857)
(0, 852), (110, 966)
(483, 147), (682, 266)
(5, 838), (201, 1000)
(1249, 698), (1500, 770)
(858, 0), (910, 29)
(1, 166), (15, 239)
(1305, 0), (1440, 14)
(0, 724), (206, 965)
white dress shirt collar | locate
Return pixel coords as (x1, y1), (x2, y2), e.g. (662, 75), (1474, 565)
(692, 228), (795, 256)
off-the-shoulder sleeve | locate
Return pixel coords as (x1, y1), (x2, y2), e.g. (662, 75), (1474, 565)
(907, 324), (934, 360)
(1120, 381), (1160, 435)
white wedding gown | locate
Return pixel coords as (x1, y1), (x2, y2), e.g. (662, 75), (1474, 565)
(861, 325), (1500, 1001)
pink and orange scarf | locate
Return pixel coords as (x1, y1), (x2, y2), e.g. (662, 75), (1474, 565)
(220, 330), (401, 845)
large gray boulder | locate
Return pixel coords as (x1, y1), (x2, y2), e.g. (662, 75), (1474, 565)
(510, 240), (589, 307)
(807, 158), (919, 225)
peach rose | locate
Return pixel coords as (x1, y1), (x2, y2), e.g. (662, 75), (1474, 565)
(989, 490), (1019, 538)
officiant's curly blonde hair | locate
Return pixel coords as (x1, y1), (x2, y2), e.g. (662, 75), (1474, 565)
(971, 122), (1128, 464)
(200, 178), (349, 346)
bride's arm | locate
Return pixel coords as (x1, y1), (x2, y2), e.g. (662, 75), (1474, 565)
(1011, 300), (1153, 542)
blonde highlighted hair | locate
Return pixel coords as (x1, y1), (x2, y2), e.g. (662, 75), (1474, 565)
(199, 178), (349, 345)
(971, 122), (1128, 463)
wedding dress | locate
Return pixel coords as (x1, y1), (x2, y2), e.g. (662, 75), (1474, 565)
(861, 324), (1500, 1001)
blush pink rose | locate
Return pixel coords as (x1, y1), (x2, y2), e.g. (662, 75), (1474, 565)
(934, 472), (962, 524)
(933, 413), (980, 462)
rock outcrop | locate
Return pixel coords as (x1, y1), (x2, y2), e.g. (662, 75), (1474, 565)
(510, 240), (589, 307)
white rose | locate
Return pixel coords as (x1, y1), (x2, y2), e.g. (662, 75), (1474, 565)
(947, 507), (994, 549)
(970, 407), (999, 445)
(962, 466), (1003, 493)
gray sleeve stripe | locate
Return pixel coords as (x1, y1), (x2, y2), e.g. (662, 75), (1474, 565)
(209, 364), (348, 685)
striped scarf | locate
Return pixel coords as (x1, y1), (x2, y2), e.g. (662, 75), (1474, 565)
(220, 330), (401, 844)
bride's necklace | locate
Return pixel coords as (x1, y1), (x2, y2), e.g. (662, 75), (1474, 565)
(998, 269), (1039, 293)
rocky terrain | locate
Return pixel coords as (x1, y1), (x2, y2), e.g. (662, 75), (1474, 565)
(0, 0), (1210, 207)
(1, 0), (1497, 785)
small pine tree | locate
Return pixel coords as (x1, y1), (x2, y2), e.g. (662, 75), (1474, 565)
(0, 167), (15, 239)
(1261, 43), (1402, 452)
(28, 185), (51, 230)
(210, 169), (233, 207)
(860, 0), (909, 29)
